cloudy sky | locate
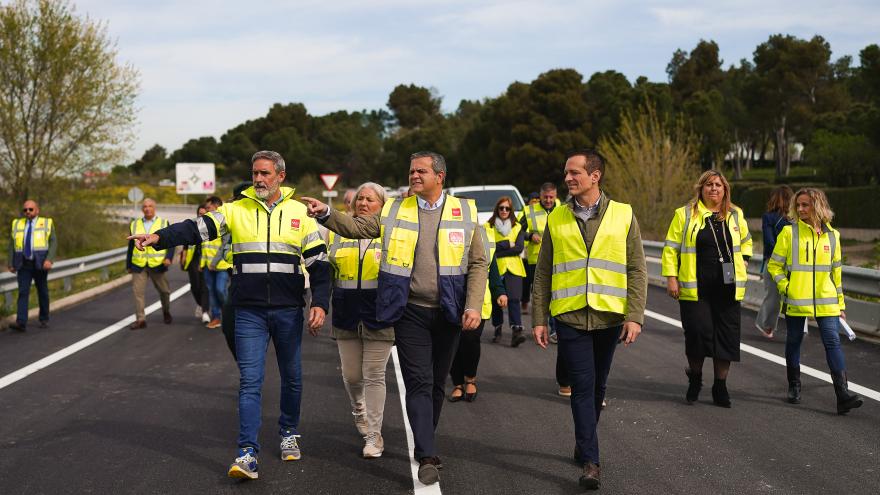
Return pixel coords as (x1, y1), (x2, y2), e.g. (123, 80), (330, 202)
(74, 0), (878, 160)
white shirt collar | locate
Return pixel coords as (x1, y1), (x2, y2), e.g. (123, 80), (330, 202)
(416, 193), (445, 211)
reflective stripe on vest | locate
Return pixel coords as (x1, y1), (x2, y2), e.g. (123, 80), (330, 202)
(201, 236), (232, 270)
(782, 221), (842, 317)
(130, 217), (169, 268)
(548, 200), (632, 316)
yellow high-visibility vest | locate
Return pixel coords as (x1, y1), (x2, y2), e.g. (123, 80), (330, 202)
(523, 204), (550, 265)
(130, 217), (170, 268)
(480, 224), (497, 320)
(767, 220), (844, 317)
(548, 201), (632, 316)
(201, 236), (232, 271)
(486, 220), (526, 277)
(377, 194), (477, 324)
(661, 200), (752, 301)
(327, 231), (380, 290)
(12, 217), (53, 253)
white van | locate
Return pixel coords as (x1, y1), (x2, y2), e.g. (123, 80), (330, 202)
(445, 185), (526, 225)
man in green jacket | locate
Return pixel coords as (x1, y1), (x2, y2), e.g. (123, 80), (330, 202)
(532, 149), (647, 491)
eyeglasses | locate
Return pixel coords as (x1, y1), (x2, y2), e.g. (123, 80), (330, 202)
(498, 206), (511, 212)
(22, 208), (34, 212)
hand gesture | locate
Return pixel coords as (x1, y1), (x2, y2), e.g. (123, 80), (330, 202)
(127, 233), (159, 251)
(619, 321), (641, 346)
(666, 276), (679, 299)
(533, 325), (549, 349)
(300, 197), (329, 218)
(496, 294), (508, 308)
(42, 260), (53, 270)
(461, 309), (481, 330)
(308, 306), (326, 335)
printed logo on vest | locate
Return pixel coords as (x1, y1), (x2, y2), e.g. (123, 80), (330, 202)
(291, 219), (300, 229)
(452, 208), (461, 217)
(374, 250), (382, 262)
(448, 230), (464, 245)
(824, 245), (830, 253)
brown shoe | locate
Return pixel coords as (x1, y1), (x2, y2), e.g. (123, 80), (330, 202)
(558, 386), (572, 397)
(206, 318), (221, 329)
(163, 311), (173, 324)
(129, 320), (147, 330)
(417, 457), (441, 485)
(579, 462), (601, 490)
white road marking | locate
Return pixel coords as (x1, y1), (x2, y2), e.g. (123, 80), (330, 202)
(644, 309), (880, 402)
(391, 346), (442, 494)
(0, 284), (191, 391)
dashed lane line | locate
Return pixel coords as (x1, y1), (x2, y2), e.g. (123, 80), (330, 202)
(644, 309), (880, 403)
(0, 284), (191, 391)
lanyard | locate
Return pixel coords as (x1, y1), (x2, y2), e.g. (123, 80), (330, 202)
(707, 215), (732, 263)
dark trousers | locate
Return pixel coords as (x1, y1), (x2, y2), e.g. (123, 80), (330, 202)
(222, 303), (236, 360)
(186, 263), (209, 312)
(557, 322), (620, 466)
(522, 263), (535, 303)
(556, 333), (571, 387)
(491, 274), (523, 327)
(450, 320), (485, 385)
(16, 261), (49, 326)
(394, 304), (461, 459)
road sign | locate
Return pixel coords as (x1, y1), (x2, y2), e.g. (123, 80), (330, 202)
(127, 186), (144, 203)
(176, 163), (216, 194)
(319, 173), (340, 191)
(322, 190), (339, 198)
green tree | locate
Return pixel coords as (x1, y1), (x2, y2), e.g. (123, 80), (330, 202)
(0, 0), (139, 202)
(805, 130), (879, 186)
(387, 84), (441, 129)
(599, 101), (701, 240)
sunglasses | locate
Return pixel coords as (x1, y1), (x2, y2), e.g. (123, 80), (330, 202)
(22, 208), (34, 212)
(498, 206), (511, 211)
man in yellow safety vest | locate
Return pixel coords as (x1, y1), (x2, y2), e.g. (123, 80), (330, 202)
(126, 198), (174, 329)
(532, 149), (647, 491)
(7, 200), (57, 332)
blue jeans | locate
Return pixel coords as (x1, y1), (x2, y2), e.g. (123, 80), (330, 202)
(235, 306), (304, 453)
(557, 322), (620, 466)
(16, 261), (49, 326)
(204, 269), (229, 320)
(784, 316), (846, 373)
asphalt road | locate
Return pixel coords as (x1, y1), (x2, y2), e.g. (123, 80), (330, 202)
(1, 270), (877, 494)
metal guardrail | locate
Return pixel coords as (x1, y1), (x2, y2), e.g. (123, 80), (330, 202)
(1, 247), (127, 309)
(642, 240), (880, 337)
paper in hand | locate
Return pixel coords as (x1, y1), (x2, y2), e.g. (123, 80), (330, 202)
(839, 317), (856, 341)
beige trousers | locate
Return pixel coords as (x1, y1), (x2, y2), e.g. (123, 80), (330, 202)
(132, 268), (171, 320)
(336, 326), (394, 435)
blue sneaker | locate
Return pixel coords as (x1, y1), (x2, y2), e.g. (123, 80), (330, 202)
(228, 447), (258, 480)
(280, 432), (301, 461)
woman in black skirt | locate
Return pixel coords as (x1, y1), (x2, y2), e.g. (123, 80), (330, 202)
(661, 171), (752, 407)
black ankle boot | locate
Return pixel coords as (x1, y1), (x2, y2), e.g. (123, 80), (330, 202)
(685, 368), (702, 404)
(492, 325), (502, 343)
(831, 370), (863, 415)
(711, 379), (731, 408)
(511, 326), (526, 347)
(786, 365), (801, 404)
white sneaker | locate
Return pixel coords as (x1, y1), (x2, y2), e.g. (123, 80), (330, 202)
(362, 432), (384, 458)
(201, 312), (211, 324)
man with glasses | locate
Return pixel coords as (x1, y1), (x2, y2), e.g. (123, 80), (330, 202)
(8, 200), (57, 332)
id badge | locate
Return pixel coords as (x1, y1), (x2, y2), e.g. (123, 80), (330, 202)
(722, 262), (735, 285)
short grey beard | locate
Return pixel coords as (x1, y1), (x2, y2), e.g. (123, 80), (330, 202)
(255, 183), (278, 199)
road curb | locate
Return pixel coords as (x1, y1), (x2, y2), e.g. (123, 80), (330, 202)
(2, 274), (132, 327)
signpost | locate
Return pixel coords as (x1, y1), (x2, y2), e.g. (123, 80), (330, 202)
(320, 173), (341, 207)
(127, 186), (144, 219)
(176, 162), (216, 203)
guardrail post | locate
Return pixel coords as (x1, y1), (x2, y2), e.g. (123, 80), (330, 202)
(63, 276), (72, 293)
(4, 291), (12, 310)
(101, 267), (109, 281)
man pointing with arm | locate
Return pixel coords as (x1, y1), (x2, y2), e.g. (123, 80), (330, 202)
(130, 151), (330, 481)
(301, 151), (487, 486)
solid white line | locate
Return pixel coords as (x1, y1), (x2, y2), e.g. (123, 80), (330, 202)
(390, 346), (442, 494)
(644, 309), (880, 402)
(0, 284), (191, 391)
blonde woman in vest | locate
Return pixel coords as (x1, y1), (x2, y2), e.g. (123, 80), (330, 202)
(662, 171), (752, 408)
(767, 188), (862, 414)
(487, 196), (527, 347)
(327, 182), (394, 458)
